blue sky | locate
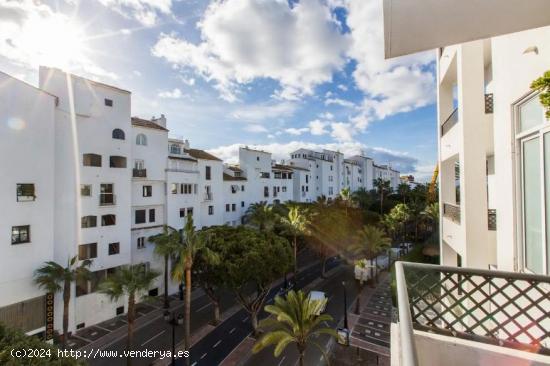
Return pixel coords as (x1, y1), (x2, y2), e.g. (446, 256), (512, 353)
(0, 0), (437, 180)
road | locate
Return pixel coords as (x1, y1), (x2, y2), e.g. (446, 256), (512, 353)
(244, 266), (358, 366)
(176, 256), (341, 366)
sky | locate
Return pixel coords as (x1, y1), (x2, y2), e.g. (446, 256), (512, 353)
(0, 0), (438, 181)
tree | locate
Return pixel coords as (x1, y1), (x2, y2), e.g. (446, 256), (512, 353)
(352, 226), (391, 284)
(531, 70), (550, 119)
(373, 178), (391, 214)
(387, 203), (411, 244)
(280, 204), (310, 275)
(351, 187), (373, 211)
(149, 226), (181, 309)
(219, 226), (292, 336)
(99, 264), (159, 366)
(171, 215), (204, 365)
(34, 256), (91, 349)
(245, 201), (278, 232)
(422, 202), (440, 239)
(0, 323), (82, 365)
(339, 187), (353, 215)
(253, 290), (337, 366)
(397, 182), (411, 204)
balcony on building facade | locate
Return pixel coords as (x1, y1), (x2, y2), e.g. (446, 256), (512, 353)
(394, 262), (550, 366)
(488, 209), (497, 230)
(203, 192), (213, 201)
(443, 203), (461, 224)
(441, 108), (459, 136)
(133, 168), (147, 178)
(99, 194), (116, 206)
(485, 93), (494, 114)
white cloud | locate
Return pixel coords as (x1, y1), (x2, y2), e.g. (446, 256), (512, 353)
(325, 97), (356, 108)
(330, 122), (354, 142)
(285, 127), (309, 136)
(317, 112), (334, 120)
(337, 84), (348, 91)
(308, 119), (329, 135)
(0, 0), (116, 80)
(244, 124), (268, 133)
(158, 88), (186, 99)
(231, 101), (297, 123)
(208, 141), (419, 172)
(97, 0), (173, 26)
(151, 0), (350, 101)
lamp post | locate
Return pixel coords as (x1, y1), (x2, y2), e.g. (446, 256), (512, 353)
(164, 311), (184, 366)
(342, 281), (348, 329)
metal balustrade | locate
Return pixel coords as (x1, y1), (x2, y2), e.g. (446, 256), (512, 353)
(443, 203), (461, 223)
(488, 209), (496, 230)
(396, 262), (550, 358)
(441, 108), (458, 136)
(485, 93), (494, 114)
(133, 168), (147, 178)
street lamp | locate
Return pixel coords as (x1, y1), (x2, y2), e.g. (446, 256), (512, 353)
(164, 310), (184, 366)
(337, 281), (350, 347)
(342, 281), (348, 329)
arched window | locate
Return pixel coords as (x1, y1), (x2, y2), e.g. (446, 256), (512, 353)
(136, 133), (147, 146)
(112, 129), (125, 140)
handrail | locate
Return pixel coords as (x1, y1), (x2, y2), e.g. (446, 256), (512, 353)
(395, 261), (419, 366)
(441, 108), (458, 136)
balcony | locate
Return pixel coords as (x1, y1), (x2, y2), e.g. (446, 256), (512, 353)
(99, 194), (116, 206)
(203, 192), (213, 201)
(488, 209), (496, 230)
(133, 168), (147, 178)
(441, 108), (458, 136)
(443, 203), (460, 224)
(485, 93), (494, 114)
(394, 262), (550, 366)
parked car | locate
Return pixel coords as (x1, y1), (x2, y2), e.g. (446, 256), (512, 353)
(309, 291), (327, 315)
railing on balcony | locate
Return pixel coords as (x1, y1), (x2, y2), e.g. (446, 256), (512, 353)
(133, 168), (147, 178)
(443, 203), (460, 223)
(485, 93), (494, 114)
(396, 261), (550, 366)
(99, 194), (116, 206)
(203, 192), (213, 201)
(441, 108), (458, 136)
(488, 209), (496, 230)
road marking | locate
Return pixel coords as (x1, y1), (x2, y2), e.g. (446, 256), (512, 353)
(229, 327), (236, 334)
(213, 340), (222, 348)
(141, 330), (165, 346)
(277, 356), (286, 366)
(242, 316), (249, 322)
(191, 363), (197, 366)
(200, 353), (207, 360)
(197, 302), (212, 312)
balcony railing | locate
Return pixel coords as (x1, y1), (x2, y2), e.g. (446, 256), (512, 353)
(133, 168), (147, 178)
(203, 192), (213, 201)
(441, 108), (458, 136)
(395, 262), (550, 366)
(488, 209), (496, 230)
(99, 194), (116, 206)
(485, 93), (494, 114)
(443, 203), (460, 223)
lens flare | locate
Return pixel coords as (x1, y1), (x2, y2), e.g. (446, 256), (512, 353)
(7, 117), (26, 131)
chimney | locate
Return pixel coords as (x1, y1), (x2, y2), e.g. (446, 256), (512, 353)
(153, 114), (167, 128)
(184, 139), (190, 149)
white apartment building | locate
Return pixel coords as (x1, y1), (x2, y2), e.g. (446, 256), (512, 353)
(271, 164), (294, 204)
(289, 149), (343, 199)
(343, 159), (363, 192)
(384, 1), (550, 365)
(373, 164), (400, 190)
(223, 166), (248, 226)
(289, 164), (313, 203)
(347, 155), (375, 191)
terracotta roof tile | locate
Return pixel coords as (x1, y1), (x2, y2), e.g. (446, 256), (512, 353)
(185, 149), (222, 161)
(131, 117), (169, 131)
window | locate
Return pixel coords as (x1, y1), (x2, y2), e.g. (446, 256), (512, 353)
(110, 156), (127, 168)
(257, 157), (260, 161)
(143, 185), (152, 197)
(187, 207), (194, 217)
(11, 225), (30, 244)
(16, 183), (35, 201)
(264, 186), (269, 197)
(137, 237), (145, 249)
(81, 216), (97, 228)
(260, 172), (270, 179)
(232, 204), (236, 212)
(100, 184), (115, 205)
(206, 166), (211, 180)
(208, 206), (214, 215)
(282, 186), (287, 193)
(135, 209), (146, 224)
(226, 204), (230, 212)
(101, 215), (116, 226)
(108, 242), (120, 255)
(455, 161), (461, 204)
(81, 184), (92, 197)
(83, 153), (101, 167)
(149, 209), (156, 223)
(519, 96), (545, 132)
(241, 201), (245, 207)
(241, 185), (245, 192)
(180, 208), (186, 218)
(136, 134), (147, 146)
(170, 144), (181, 154)
(306, 175), (309, 183)
(231, 185), (238, 194)
(112, 129), (125, 140)
(171, 183), (178, 194)
(76, 277), (89, 297)
(181, 184), (193, 194)
(78, 243), (97, 260)
(104, 98), (113, 107)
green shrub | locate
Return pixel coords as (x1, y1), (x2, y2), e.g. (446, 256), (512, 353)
(0, 323), (82, 365)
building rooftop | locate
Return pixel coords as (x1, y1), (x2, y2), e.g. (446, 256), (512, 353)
(223, 173), (247, 181)
(185, 148), (222, 161)
(168, 156), (197, 162)
(272, 164), (294, 172)
(131, 117), (169, 131)
(41, 66), (131, 94)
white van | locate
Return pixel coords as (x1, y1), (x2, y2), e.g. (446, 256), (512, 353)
(309, 291), (327, 315)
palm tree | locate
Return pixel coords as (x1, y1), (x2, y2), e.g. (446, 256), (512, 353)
(373, 178), (391, 214)
(422, 202), (440, 239)
(34, 256), (91, 349)
(99, 264), (159, 366)
(339, 187), (352, 215)
(172, 215), (204, 366)
(245, 201), (278, 232)
(149, 225), (181, 309)
(352, 225), (391, 284)
(280, 205), (311, 275)
(253, 290), (337, 366)
(397, 182), (411, 204)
